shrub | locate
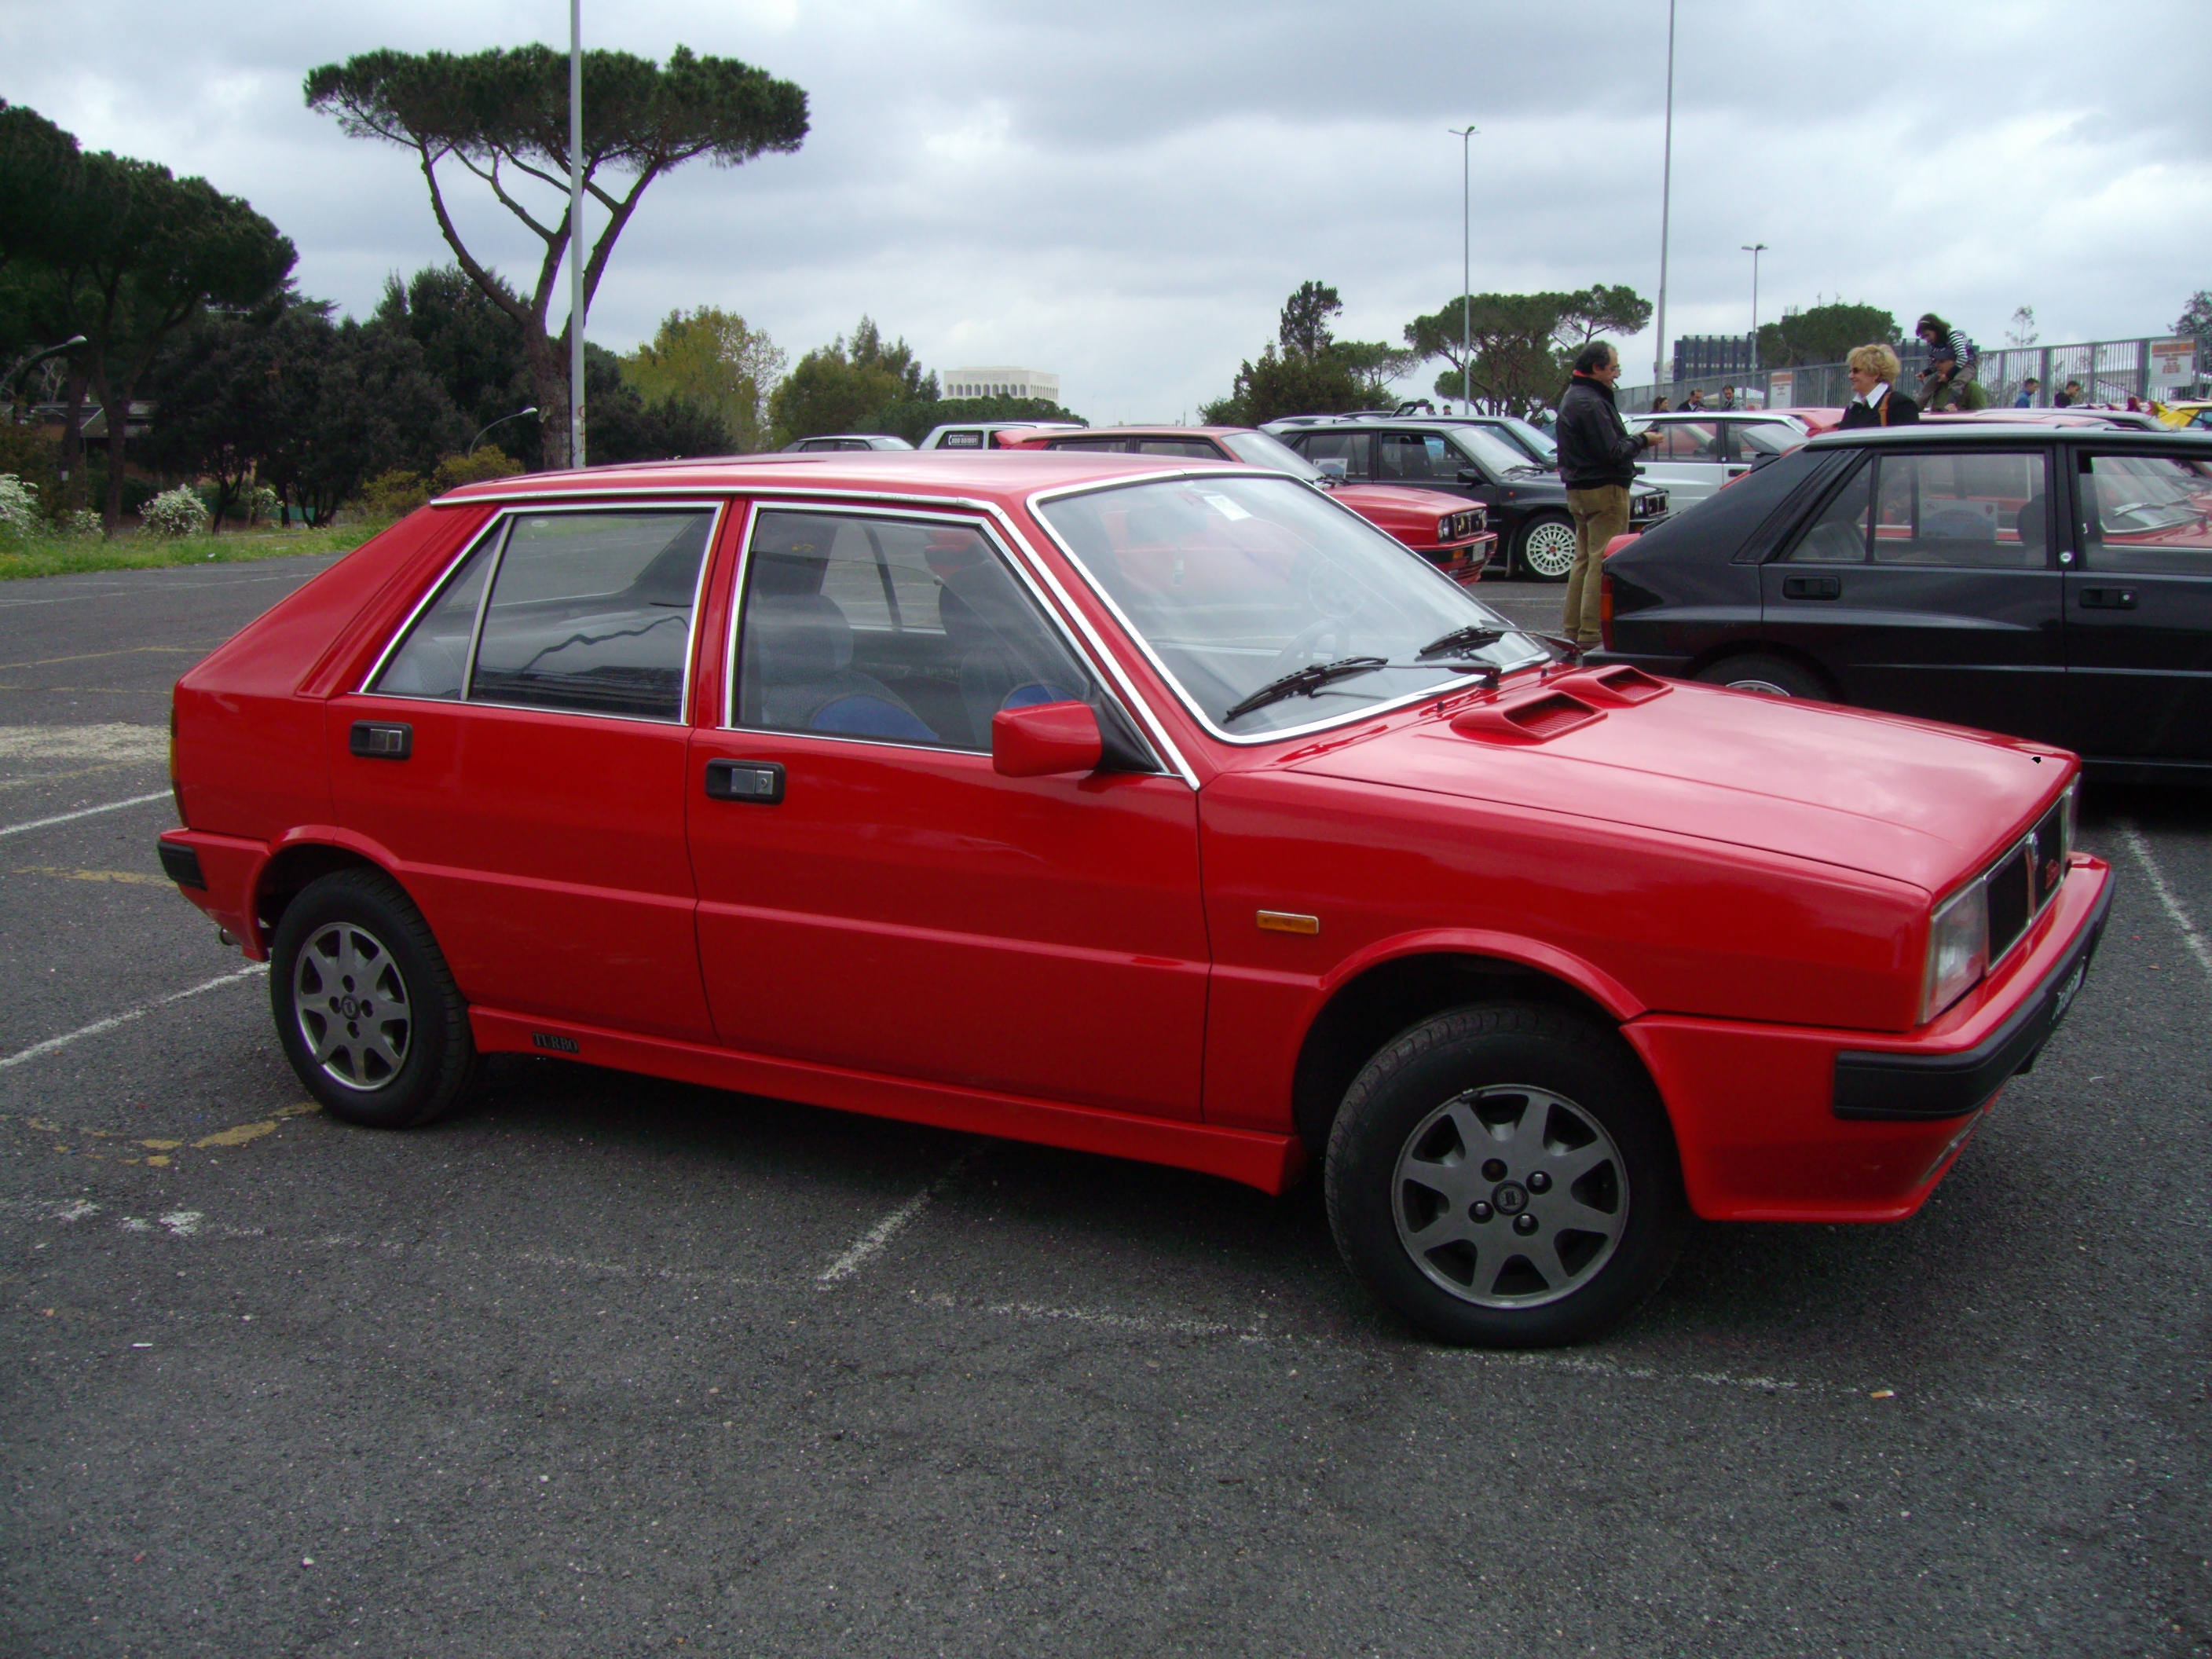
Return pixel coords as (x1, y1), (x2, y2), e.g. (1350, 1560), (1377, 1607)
(62, 508), (102, 538)
(0, 473), (39, 535)
(245, 485), (280, 525)
(141, 485), (211, 539)
(428, 449), (526, 496)
(361, 469), (430, 520)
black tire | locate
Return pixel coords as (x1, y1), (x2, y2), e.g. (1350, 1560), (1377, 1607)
(1695, 653), (1826, 699)
(1512, 512), (1577, 582)
(268, 867), (478, 1129)
(1324, 1002), (1688, 1347)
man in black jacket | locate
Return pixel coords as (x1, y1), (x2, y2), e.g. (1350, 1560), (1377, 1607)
(1556, 342), (1658, 645)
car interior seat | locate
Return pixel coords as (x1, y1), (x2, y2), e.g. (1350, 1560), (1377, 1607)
(740, 548), (936, 742)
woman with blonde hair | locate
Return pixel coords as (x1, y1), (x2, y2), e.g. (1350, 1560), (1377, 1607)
(1837, 342), (1919, 429)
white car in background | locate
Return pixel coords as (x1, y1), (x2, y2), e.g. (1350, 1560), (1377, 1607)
(1621, 412), (1808, 507)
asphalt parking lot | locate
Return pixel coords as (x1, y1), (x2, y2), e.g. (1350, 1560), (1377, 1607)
(2, 555), (2206, 1657)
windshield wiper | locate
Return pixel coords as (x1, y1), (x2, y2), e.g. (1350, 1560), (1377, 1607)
(1223, 656), (1390, 722)
(1416, 624), (1507, 660)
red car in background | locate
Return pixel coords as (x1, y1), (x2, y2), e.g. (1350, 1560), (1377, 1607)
(998, 425), (1496, 582)
(159, 450), (2109, 1347)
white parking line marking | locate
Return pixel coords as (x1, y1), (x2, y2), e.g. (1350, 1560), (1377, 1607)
(0, 723), (167, 764)
(0, 791), (173, 838)
(817, 1144), (983, 1285)
(0, 964), (266, 1071)
(2116, 821), (2212, 988)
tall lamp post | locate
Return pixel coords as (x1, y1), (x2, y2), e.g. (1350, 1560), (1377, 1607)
(1741, 243), (1767, 386)
(468, 406), (538, 456)
(1450, 125), (1478, 415)
(1653, 0), (1676, 393)
(567, 0), (587, 468)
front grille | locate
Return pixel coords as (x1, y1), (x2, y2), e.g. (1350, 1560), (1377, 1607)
(1631, 492), (1667, 518)
(1981, 795), (2071, 969)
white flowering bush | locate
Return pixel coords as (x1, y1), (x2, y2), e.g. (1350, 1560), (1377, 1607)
(140, 485), (211, 539)
(63, 508), (102, 538)
(0, 473), (39, 535)
(245, 485), (280, 525)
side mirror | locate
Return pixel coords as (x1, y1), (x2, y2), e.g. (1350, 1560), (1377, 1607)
(991, 700), (1103, 778)
(1456, 467), (1486, 486)
(1315, 457), (1348, 482)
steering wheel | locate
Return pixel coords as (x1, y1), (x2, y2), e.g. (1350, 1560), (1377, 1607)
(1263, 616), (1364, 678)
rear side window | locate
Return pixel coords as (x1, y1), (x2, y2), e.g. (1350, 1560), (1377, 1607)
(1652, 421), (1719, 460)
(1299, 431), (1371, 476)
(2078, 451), (2212, 573)
(372, 508), (716, 721)
(1785, 460), (1873, 562)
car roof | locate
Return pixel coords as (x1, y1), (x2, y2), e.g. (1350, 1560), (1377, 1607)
(1033, 426), (1245, 440)
(437, 449), (1265, 510)
(785, 433), (910, 445)
(1804, 423), (2212, 449)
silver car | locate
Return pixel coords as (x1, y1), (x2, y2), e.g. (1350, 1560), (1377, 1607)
(1621, 413), (1807, 507)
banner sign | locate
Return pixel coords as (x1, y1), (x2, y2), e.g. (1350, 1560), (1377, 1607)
(2148, 338), (2198, 388)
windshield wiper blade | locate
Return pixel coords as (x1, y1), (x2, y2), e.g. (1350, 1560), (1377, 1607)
(1416, 624), (1507, 660)
(1223, 655), (1390, 722)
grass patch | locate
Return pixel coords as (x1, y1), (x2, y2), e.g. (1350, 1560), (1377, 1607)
(0, 522), (380, 580)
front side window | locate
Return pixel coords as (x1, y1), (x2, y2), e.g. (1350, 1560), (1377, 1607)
(2078, 451), (2212, 573)
(734, 511), (1102, 753)
(1036, 474), (1544, 739)
(373, 508), (714, 720)
(1872, 451), (2048, 568)
(1376, 432), (1454, 483)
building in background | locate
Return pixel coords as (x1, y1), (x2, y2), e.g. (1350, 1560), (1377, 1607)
(1671, 335), (1757, 383)
(944, 366), (1060, 403)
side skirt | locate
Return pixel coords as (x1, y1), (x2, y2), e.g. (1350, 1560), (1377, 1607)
(468, 1006), (1306, 1195)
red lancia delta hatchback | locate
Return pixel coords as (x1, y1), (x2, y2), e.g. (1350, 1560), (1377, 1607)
(160, 452), (2110, 1346)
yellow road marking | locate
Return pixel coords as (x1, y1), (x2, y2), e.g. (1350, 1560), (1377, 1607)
(12, 865), (166, 884)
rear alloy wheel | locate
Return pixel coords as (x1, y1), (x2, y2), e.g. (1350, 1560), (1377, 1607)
(1325, 1002), (1687, 1346)
(269, 868), (478, 1129)
(1514, 514), (1578, 582)
(1696, 653), (1825, 699)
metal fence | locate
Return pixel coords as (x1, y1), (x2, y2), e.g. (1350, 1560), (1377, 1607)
(1617, 335), (2204, 416)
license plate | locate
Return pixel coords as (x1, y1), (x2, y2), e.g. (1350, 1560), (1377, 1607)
(2049, 956), (2087, 1028)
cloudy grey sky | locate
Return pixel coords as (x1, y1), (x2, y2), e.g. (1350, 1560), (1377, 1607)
(5, 0), (2207, 418)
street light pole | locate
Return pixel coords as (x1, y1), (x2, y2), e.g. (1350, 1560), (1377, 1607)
(567, 0), (587, 469)
(468, 406), (539, 456)
(1, 334), (86, 408)
(1653, 0), (1675, 392)
(1450, 126), (1478, 416)
(1741, 243), (1767, 383)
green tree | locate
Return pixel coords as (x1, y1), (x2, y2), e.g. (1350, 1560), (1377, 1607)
(42, 153), (297, 532)
(306, 44), (807, 468)
(1201, 280), (1399, 426)
(621, 306), (784, 451)
(375, 265), (540, 465)
(584, 342), (731, 462)
(1404, 285), (1652, 416)
(767, 317), (925, 443)
(0, 101), (81, 280)
(1756, 301), (1899, 368)
(141, 296), (295, 531)
(2174, 291), (2212, 353)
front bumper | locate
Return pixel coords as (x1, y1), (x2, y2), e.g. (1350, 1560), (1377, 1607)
(1415, 530), (1498, 585)
(1623, 854), (2112, 1222)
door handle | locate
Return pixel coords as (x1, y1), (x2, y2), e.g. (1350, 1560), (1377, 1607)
(349, 720), (412, 760)
(704, 759), (786, 804)
(1782, 575), (1841, 599)
(2078, 588), (2138, 610)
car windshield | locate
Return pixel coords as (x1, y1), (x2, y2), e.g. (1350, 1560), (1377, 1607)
(1035, 475), (1546, 738)
(1219, 428), (1329, 481)
(1448, 426), (1546, 475)
(1486, 419), (1558, 465)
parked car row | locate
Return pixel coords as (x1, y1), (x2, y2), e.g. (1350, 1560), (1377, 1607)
(163, 442), (2109, 1349)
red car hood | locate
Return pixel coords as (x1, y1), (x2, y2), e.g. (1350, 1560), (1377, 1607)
(1330, 482), (1470, 522)
(1285, 676), (2067, 895)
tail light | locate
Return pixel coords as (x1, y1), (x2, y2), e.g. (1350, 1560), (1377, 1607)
(169, 696), (187, 827)
(1599, 572), (1615, 650)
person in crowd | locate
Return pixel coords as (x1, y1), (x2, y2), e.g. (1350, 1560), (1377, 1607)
(2014, 376), (2041, 408)
(1839, 343), (1919, 429)
(1717, 385), (1738, 410)
(1555, 342), (1661, 647)
(2126, 393), (2144, 412)
(1649, 395), (1670, 412)
(1684, 387), (1707, 410)
(1915, 313), (1976, 411)
(2054, 379), (2081, 408)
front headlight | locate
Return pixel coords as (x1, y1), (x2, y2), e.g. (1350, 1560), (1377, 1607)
(1921, 879), (1990, 1024)
(1437, 515), (1456, 544)
(2060, 782), (2077, 865)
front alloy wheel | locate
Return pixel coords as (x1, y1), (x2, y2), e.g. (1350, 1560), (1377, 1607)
(1516, 515), (1578, 581)
(1326, 1002), (1688, 1346)
(1392, 1085), (1627, 1308)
